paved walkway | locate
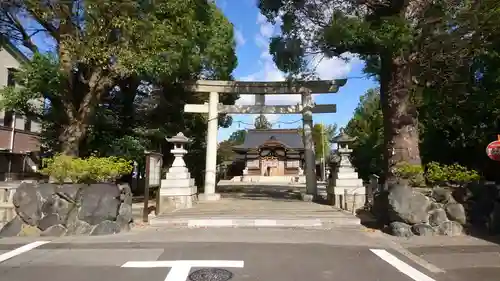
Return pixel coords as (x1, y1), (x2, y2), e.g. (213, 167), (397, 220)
(384, 234), (500, 280)
(149, 186), (360, 229)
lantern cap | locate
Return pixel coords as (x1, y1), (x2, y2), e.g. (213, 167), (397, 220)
(332, 128), (356, 144)
(166, 132), (191, 144)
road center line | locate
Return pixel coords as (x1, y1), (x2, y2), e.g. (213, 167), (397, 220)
(370, 249), (436, 281)
(0, 241), (51, 263)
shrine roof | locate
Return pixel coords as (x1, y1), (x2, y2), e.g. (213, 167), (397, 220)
(233, 129), (304, 151)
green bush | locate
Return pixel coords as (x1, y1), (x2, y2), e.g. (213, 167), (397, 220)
(425, 162), (448, 186)
(41, 154), (133, 184)
(393, 162), (425, 187)
(425, 161), (480, 187)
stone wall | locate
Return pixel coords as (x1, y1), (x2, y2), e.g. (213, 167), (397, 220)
(0, 182), (133, 237)
(372, 184), (466, 237)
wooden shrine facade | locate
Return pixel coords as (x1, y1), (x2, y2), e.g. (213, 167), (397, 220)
(232, 129), (305, 177)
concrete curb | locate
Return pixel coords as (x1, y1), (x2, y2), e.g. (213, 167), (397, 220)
(150, 218), (361, 228)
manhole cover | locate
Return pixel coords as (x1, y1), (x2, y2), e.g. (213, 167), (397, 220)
(188, 268), (233, 281)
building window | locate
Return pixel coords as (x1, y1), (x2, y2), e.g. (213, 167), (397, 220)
(7, 68), (16, 86)
(24, 118), (31, 131)
(3, 111), (13, 127)
(4, 68), (16, 127)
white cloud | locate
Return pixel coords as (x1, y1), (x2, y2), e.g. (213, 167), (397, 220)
(234, 28), (246, 46)
(226, 12), (362, 133)
(219, 8), (365, 141)
(235, 13), (360, 108)
(259, 23), (274, 38)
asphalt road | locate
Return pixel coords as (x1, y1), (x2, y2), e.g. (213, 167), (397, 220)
(0, 227), (496, 281)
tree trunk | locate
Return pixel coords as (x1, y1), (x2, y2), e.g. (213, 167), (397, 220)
(380, 53), (422, 184)
(59, 122), (86, 157)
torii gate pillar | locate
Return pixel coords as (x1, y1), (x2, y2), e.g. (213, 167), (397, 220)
(199, 91), (220, 201)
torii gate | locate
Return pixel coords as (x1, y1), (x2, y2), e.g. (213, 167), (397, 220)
(183, 80), (346, 201)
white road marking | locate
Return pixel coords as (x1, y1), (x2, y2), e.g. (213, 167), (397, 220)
(0, 241), (51, 263)
(121, 260), (244, 281)
(254, 219), (277, 226)
(370, 249), (436, 281)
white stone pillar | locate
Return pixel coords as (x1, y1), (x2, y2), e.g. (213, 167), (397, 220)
(200, 91), (221, 201)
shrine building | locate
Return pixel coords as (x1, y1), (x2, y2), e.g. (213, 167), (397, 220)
(229, 129), (309, 183)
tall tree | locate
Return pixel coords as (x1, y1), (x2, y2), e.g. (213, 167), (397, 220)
(254, 114), (272, 129)
(345, 88), (384, 181)
(0, 0), (237, 158)
(300, 123), (337, 159)
(257, 0), (479, 182)
(312, 123), (336, 160)
(228, 130), (247, 145)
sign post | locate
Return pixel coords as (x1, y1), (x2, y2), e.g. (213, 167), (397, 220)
(486, 135), (500, 161)
(143, 151), (163, 223)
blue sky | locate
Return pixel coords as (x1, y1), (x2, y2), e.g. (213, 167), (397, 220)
(214, 0), (378, 142)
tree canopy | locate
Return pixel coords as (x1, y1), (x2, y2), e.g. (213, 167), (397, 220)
(0, 0), (238, 186)
(0, 0), (237, 156)
(345, 88), (384, 181)
(258, 0), (499, 182)
(254, 114), (272, 129)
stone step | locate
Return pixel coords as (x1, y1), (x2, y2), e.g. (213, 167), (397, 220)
(149, 217), (361, 228)
(157, 213), (356, 219)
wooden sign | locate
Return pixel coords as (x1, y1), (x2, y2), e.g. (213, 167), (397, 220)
(147, 153), (162, 187)
(486, 135), (500, 161)
(143, 151), (163, 223)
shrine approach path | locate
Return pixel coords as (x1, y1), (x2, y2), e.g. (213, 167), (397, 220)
(149, 184), (362, 229)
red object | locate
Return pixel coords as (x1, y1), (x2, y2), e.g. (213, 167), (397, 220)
(487, 138), (500, 161)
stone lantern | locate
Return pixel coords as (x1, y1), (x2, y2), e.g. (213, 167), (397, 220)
(157, 132), (198, 215)
(166, 132), (191, 174)
(332, 128), (357, 168)
(328, 128), (365, 211)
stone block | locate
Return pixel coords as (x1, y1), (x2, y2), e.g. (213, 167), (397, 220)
(90, 220), (121, 236)
(166, 172), (191, 179)
(336, 172), (361, 179)
(160, 194), (197, 212)
(198, 193), (221, 201)
(78, 183), (120, 225)
(0, 216), (22, 237)
(12, 182), (42, 226)
(161, 178), (195, 188)
(41, 224), (67, 237)
(335, 179), (364, 188)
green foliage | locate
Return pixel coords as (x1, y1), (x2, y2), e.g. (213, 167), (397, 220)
(254, 115), (272, 129)
(217, 140), (236, 164)
(297, 123), (337, 160)
(0, 0), (238, 161)
(228, 130), (247, 145)
(40, 154), (133, 184)
(393, 162), (425, 187)
(344, 88), (384, 181)
(425, 162), (480, 187)
(0, 54), (58, 120)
